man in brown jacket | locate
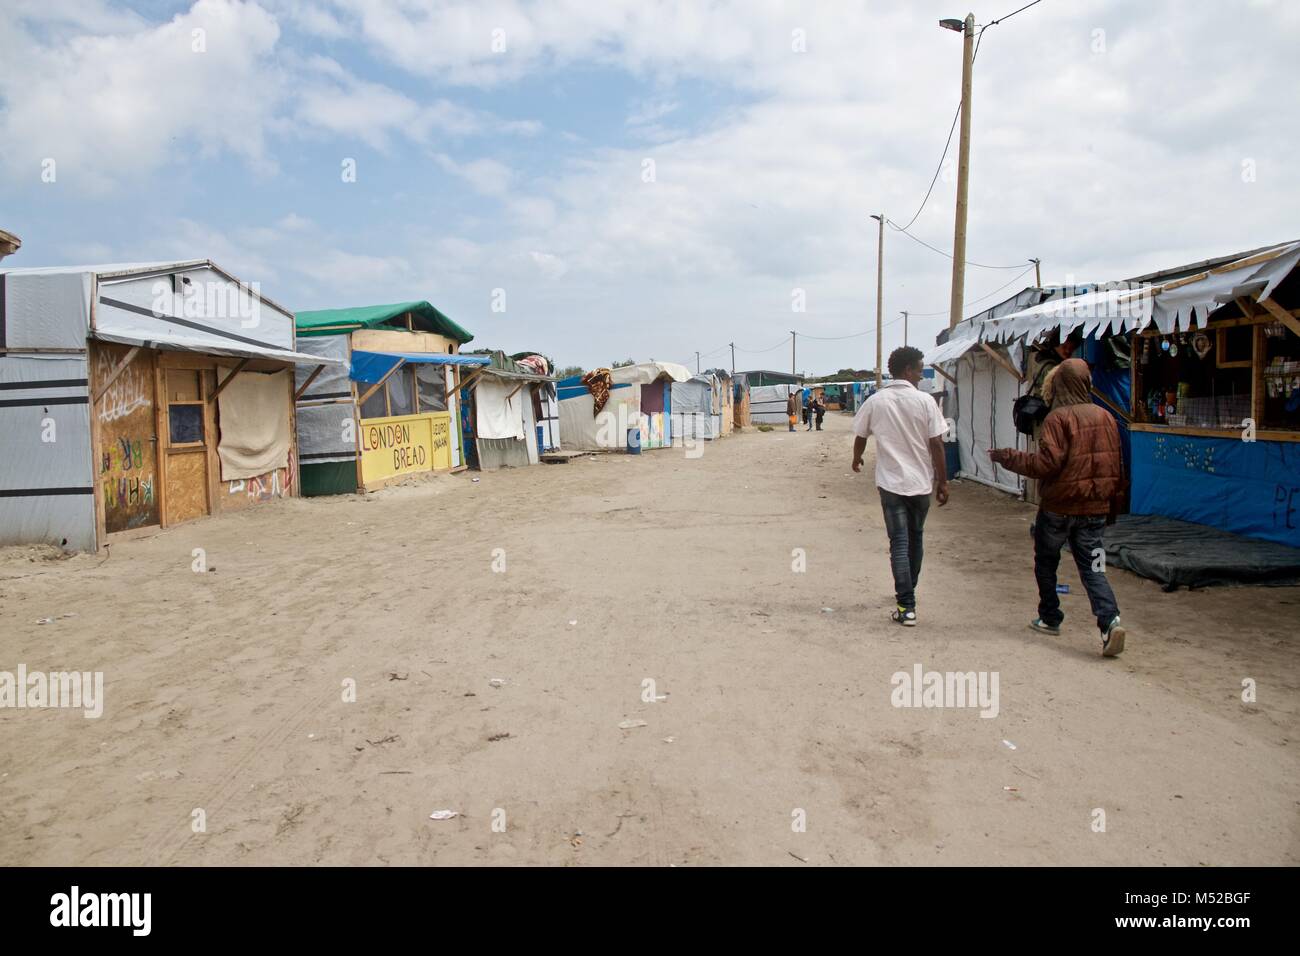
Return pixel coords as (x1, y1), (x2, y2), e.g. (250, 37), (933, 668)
(991, 358), (1128, 657)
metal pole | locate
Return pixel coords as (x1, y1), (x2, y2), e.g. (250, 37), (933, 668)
(872, 214), (884, 386)
(948, 12), (975, 330)
(695, 351), (700, 373)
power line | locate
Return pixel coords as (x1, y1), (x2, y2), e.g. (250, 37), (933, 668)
(888, 1), (1045, 255)
(798, 329), (871, 341)
(734, 335), (792, 354)
(886, 218), (1026, 269)
(905, 263), (1037, 318)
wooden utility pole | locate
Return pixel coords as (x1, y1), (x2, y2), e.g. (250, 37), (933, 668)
(729, 342), (735, 375)
(1030, 257), (1042, 287)
(695, 351), (700, 373)
(901, 311), (909, 347)
(871, 213), (884, 386)
(948, 12), (975, 330)
(790, 331), (797, 377)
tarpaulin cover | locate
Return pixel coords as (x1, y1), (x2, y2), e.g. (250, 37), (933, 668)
(1104, 513), (1300, 589)
(1130, 430), (1300, 548)
(609, 361), (692, 386)
(0, 354), (96, 551)
(475, 379), (526, 440)
(350, 349), (490, 383)
(749, 383), (800, 424)
(217, 370), (292, 480)
(296, 301), (474, 343)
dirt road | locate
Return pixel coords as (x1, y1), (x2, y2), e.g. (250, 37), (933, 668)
(2, 413), (1297, 865)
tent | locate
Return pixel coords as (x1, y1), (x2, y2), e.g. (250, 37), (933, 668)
(293, 301), (480, 494)
(671, 370), (731, 442)
(926, 286), (1093, 495)
(557, 361), (691, 451)
(458, 350), (557, 470)
(0, 260), (338, 551)
(749, 383), (802, 425)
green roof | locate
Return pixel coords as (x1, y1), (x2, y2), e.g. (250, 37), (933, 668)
(295, 300), (474, 343)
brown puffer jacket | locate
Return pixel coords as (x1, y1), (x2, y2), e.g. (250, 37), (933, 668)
(999, 358), (1124, 516)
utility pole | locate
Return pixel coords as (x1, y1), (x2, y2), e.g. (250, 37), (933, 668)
(1030, 257), (1042, 288)
(901, 311), (909, 347)
(695, 351), (700, 373)
(870, 213), (884, 386)
(947, 12), (975, 330)
(790, 331), (797, 377)
(729, 342), (735, 376)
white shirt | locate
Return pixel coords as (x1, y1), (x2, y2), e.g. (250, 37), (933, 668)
(852, 381), (947, 496)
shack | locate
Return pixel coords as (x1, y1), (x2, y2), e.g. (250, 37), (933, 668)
(0, 260), (337, 551)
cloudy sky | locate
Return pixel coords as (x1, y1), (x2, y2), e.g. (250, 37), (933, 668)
(2, 0), (1297, 374)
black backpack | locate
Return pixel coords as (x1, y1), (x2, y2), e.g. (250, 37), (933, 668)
(1012, 394), (1049, 436)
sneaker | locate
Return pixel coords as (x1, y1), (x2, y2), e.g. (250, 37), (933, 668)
(1101, 616), (1126, 657)
(1029, 618), (1061, 636)
(891, 606), (917, 627)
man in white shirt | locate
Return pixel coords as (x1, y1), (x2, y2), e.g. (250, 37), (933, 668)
(851, 347), (950, 626)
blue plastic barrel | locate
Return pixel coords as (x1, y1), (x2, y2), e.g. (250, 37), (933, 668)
(626, 426), (642, 454)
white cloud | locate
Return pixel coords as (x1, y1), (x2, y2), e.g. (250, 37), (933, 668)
(0, 0), (285, 192)
(432, 153), (516, 196)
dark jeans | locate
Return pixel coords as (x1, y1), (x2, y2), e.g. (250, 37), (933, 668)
(1033, 510), (1119, 631)
(879, 488), (930, 610)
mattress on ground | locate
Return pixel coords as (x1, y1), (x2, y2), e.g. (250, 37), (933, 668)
(1104, 513), (1300, 590)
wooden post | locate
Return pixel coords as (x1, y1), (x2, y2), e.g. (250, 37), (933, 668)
(211, 357), (251, 399)
(948, 12), (976, 330)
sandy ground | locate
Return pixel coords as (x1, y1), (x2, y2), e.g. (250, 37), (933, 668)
(1, 412), (1298, 866)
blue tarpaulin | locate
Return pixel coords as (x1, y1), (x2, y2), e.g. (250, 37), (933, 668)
(1130, 431), (1300, 548)
(349, 350), (490, 384)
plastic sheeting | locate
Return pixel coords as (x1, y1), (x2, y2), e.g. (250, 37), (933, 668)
(1130, 430), (1300, 548)
(609, 361), (692, 386)
(670, 375), (721, 440)
(749, 384), (800, 424)
(475, 379), (526, 440)
(0, 269), (92, 348)
(1104, 513), (1300, 589)
(558, 383), (640, 451)
(987, 242), (1300, 344)
(294, 335), (357, 466)
(0, 354), (96, 551)
(951, 350), (1025, 494)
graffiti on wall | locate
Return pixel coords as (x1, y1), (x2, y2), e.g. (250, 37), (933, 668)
(94, 350), (152, 424)
(100, 436), (155, 524)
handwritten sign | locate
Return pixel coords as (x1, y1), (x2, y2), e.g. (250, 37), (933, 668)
(359, 412), (452, 484)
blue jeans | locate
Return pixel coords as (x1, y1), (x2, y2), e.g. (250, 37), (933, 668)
(1033, 510), (1119, 631)
(879, 488), (930, 610)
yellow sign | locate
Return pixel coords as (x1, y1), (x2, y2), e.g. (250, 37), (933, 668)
(359, 412), (452, 484)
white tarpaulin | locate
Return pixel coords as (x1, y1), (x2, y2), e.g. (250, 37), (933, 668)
(988, 242), (1300, 344)
(610, 361), (692, 386)
(217, 370), (292, 480)
(476, 379), (526, 440)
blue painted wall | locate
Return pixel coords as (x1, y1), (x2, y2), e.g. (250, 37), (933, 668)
(1131, 431), (1300, 547)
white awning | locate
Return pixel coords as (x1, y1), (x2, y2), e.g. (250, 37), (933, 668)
(92, 328), (344, 366)
(987, 241), (1300, 344)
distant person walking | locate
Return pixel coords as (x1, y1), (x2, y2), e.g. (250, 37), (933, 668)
(990, 358), (1128, 657)
(851, 347), (949, 626)
(786, 388), (798, 432)
(814, 393), (826, 431)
